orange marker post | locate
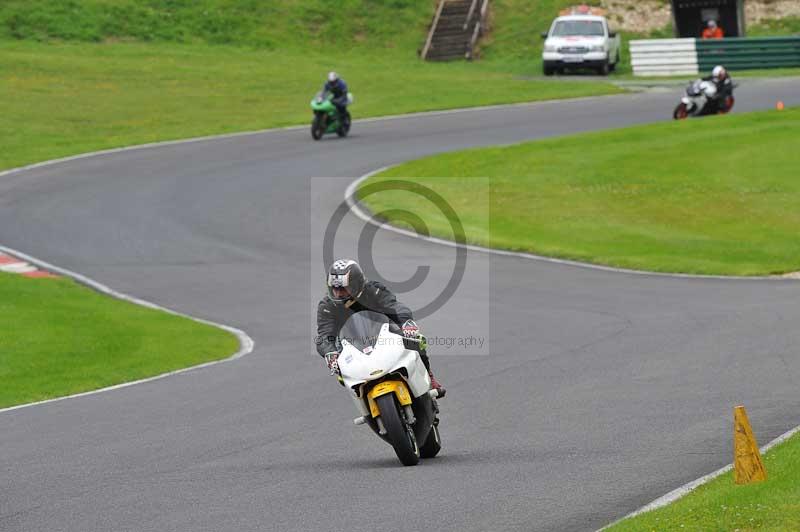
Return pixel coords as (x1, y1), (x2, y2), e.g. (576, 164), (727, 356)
(733, 405), (767, 484)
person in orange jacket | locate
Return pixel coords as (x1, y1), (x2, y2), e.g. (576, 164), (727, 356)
(702, 20), (724, 39)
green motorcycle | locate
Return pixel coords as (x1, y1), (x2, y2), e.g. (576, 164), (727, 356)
(310, 91), (353, 140)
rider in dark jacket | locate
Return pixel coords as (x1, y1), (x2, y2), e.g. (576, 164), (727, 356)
(316, 259), (445, 396)
(323, 71), (349, 121)
(702, 65), (734, 112)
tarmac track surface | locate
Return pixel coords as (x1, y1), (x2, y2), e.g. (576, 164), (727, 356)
(2, 79), (799, 532)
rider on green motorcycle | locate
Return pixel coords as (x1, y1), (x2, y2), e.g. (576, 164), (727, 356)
(323, 72), (349, 122)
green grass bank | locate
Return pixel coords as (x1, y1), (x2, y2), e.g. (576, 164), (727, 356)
(0, 0), (614, 408)
(362, 107), (800, 276)
(3, 0), (799, 171)
(0, 273), (239, 408)
(0, 0), (625, 171)
(0, 40), (622, 171)
(608, 431), (800, 531)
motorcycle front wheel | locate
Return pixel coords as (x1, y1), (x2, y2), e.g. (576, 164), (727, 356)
(311, 114), (325, 140)
(673, 102), (689, 120)
(376, 394), (420, 466)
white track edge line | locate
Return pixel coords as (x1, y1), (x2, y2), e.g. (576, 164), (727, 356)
(0, 80), (794, 511)
(0, 93), (637, 414)
(598, 424), (800, 530)
(344, 170), (800, 529)
(345, 169), (796, 281)
(0, 244), (255, 415)
(0, 88), (789, 408)
(0, 93), (636, 181)
(2, 77), (794, 183)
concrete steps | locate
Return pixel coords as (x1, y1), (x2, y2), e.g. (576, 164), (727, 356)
(423, 0), (482, 61)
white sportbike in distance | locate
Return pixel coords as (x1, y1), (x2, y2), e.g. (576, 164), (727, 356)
(337, 311), (442, 466)
(673, 79), (735, 119)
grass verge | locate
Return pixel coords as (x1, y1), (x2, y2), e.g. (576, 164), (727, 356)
(0, 40), (623, 171)
(0, 0), (634, 172)
(361, 107), (800, 276)
(3, 0), (798, 172)
(0, 272), (239, 408)
(606, 431), (800, 531)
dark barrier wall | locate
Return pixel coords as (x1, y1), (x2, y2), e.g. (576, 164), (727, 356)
(672, 0), (744, 38)
(697, 37), (800, 70)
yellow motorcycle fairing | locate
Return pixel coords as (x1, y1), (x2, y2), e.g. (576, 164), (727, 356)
(366, 380), (412, 418)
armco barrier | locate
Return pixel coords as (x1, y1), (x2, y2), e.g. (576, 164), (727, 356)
(631, 36), (800, 76)
(630, 39), (698, 76)
(697, 37), (800, 70)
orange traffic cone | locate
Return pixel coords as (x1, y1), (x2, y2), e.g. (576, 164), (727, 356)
(734, 405), (767, 484)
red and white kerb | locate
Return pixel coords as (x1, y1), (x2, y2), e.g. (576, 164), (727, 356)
(0, 251), (59, 278)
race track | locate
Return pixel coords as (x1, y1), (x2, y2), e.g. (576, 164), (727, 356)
(2, 78), (800, 532)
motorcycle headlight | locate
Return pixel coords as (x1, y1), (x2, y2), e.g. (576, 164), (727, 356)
(590, 45), (605, 52)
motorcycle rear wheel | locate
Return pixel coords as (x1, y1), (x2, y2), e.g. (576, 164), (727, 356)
(336, 112), (351, 138)
(311, 114), (325, 140)
(376, 394), (420, 466)
(719, 96), (735, 114)
(673, 102), (689, 120)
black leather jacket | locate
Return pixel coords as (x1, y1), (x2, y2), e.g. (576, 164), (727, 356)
(702, 75), (734, 100)
(315, 280), (413, 357)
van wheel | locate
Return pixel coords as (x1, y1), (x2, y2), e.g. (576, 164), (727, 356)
(610, 53), (619, 72)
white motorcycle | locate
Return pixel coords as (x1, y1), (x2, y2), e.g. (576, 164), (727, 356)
(337, 311), (442, 466)
(673, 79), (735, 120)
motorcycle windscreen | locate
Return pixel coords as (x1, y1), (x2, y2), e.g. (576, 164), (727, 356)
(339, 311), (399, 352)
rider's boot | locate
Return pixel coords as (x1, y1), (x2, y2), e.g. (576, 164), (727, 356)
(429, 370), (446, 398)
(336, 105), (347, 124)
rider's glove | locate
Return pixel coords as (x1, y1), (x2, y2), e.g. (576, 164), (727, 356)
(325, 352), (340, 376)
(402, 319), (420, 339)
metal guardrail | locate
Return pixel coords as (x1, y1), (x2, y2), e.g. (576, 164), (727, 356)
(630, 39), (698, 76)
(631, 36), (800, 76)
(696, 37), (800, 70)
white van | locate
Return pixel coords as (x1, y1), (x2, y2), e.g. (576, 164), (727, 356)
(542, 14), (621, 76)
